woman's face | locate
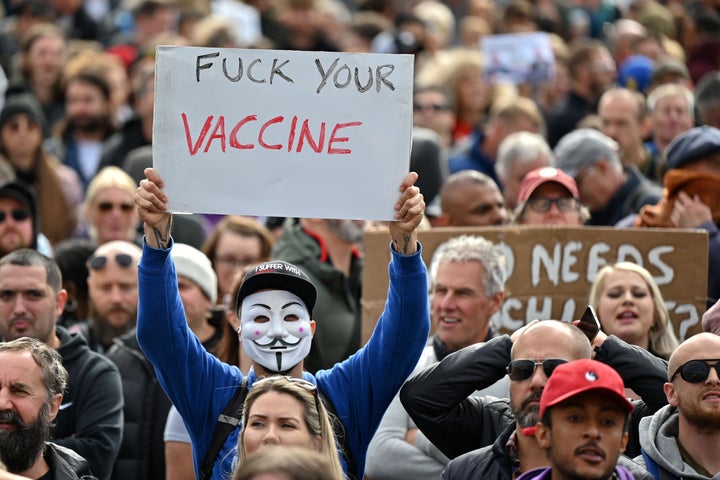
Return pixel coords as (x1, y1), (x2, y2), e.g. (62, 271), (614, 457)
(243, 390), (318, 456)
(596, 269), (655, 349)
(25, 35), (66, 88)
(214, 231), (262, 298)
(87, 187), (138, 244)
(0, 114), (42, 170)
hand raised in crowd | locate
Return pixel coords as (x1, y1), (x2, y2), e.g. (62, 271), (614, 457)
(670, 191), (713, 228)
(135, 167), (172, 249)
(389, 171), (424, 256)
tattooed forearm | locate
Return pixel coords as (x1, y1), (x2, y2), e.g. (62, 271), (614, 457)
(152, 215), (173, 249)
(392, 233), (412, 254)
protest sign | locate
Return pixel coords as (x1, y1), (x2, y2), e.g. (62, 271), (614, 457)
(153, 46), (413, 220)
(481, 32), (555, 84)
(361, 226), (708, 344)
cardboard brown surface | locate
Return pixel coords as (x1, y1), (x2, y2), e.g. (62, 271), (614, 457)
(362, 226), (708, 344)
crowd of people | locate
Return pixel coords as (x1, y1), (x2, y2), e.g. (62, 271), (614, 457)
(0, 0), (719, 479)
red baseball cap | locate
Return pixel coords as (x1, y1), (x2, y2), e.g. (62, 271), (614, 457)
(539, 359), (634, 417)
(517, 167), (579, 204)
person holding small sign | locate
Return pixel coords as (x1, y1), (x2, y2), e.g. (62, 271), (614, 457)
(134, 167), (429, 480)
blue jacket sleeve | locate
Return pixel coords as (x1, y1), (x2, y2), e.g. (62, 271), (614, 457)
(135, 240), (242, 478)
(315, 242), (430, 478)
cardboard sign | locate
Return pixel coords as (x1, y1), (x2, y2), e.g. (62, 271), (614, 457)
(481, 32), (555, 85)
(362, 226), (708, 344)
(153, 46), (413, 220)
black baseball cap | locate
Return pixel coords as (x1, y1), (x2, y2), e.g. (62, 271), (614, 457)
(236, 261), (317, 317)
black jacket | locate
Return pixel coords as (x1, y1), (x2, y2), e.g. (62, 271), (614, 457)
(106, 329), (172, 480)
(44, 442), (98, 480)
(400, 335), (669, 461)
(441, 422), (653, 480)
(54, 326), (124, 480)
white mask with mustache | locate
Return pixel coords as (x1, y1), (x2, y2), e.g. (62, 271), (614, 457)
(240, 290), (313, 372)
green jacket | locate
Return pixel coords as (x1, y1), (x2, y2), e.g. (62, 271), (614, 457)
(271, 219), (363, 373)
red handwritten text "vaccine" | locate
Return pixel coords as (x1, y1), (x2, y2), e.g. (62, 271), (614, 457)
(181, 113), (363, 155)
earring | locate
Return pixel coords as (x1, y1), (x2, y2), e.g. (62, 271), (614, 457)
(64, 297), (78, 313)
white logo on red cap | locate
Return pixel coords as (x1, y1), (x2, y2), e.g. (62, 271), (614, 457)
(585, 371), (598, 382)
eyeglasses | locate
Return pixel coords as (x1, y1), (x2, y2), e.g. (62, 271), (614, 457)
(215, 256), (259, 269)
(88, 253), (134, 271)
(526, 196), (578, 214)
(0, 209), (30, 223)
(507, 358), (568, 381)
(671, 359), (720, 383)
(97, 202), (134, 213)
(413, 103), (450, 112)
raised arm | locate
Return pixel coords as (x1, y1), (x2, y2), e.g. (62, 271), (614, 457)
(135, 167), (173, 250)
(400, 336), (514, 459)
(388, 171), (423, 255)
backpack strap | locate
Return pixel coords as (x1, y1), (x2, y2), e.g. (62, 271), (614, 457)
(199, 378), (248, 480)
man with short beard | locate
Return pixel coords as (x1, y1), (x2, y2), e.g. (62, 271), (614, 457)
(636, 333), (720, 479)
(46, 71), (116, 192)
(401, 320), (667, 479)
(271, 217), (366, 373)
(76, 240), (141, 354)
(0, 336), (97, 480)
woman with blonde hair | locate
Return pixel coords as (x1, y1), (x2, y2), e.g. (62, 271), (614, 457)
(589, 261), (679, 359)
(234, 446), (340, 480)
(235, 376), (345, 479)
(81, 166), (140, 245)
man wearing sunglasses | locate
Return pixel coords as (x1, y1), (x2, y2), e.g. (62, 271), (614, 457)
(134, 167), (428, 480)
(637, 332), (720, 479)
(401, 319), (668, 479)
(78, 240), (141, 354)
(0, 179), (51, 258)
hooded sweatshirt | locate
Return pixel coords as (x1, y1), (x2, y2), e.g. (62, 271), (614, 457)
(636, 404), (720, 480)
(517, 465), (637, 480)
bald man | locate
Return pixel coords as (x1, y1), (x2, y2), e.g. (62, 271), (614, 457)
(637, 333), (720, 478)
(78, 240), (142, 353)
(437, 170), (508, 227)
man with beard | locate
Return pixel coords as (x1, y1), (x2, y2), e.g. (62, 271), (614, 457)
(0, 180), (46, 257)
(270, 216), (366, 373)
(520, 359), (637, 480)
(46, 71), (116, 192)
(401, 320), (666, 479)
(134, 167), (428, 480)
(0, 336), (98, 480)
(544, 38), (616, 148)
(0, 249), (123, 480)
(76, 240), (141, 353)
(636, 333), (720, 479)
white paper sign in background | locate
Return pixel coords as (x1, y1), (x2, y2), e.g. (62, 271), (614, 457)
(153, 46), (414, 220)
(481, 32), (555, 85)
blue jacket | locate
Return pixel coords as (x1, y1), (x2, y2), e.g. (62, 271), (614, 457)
(136, 240), (429, 480)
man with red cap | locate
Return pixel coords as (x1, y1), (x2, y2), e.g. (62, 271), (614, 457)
(519, 359), (638, 480)
(511, 167), (589, 225)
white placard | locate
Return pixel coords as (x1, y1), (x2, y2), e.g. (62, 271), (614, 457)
(481, 32), (555, 85)
(153, 46), (414, 220)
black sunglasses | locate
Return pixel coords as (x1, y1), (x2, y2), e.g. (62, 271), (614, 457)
(97, 202), (134, 213)
(671, 359), (720, 383)
(0, 209), (30, 223)
(88, 253), (134, 271)
(506, 358), (568, 382)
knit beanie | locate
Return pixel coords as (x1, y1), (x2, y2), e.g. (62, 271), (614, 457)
(0, 93), (47, 132)
(171, 243), (218, 304)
